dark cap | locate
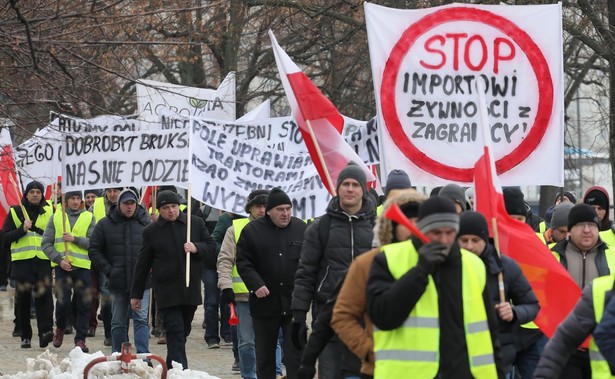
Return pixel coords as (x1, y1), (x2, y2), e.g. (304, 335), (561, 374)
(568, 203), (600, 230)
(384, 169), (412, 196)
(459, 211), (490, 244)
(156, 190), (180, 209)
(438, 184), (467, 212)
(245, 189), (270, 213)
(64, 190), (82, 200)
(119, 190), (138, 204)
(336, 161), (367, 197)
(503, 187), (526, 216)
(25, 181), (45, 195)
(417, 197), (459, 234)
(266, 187), (292, 211)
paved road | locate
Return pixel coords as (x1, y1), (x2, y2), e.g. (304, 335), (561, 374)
(0, 286), (238, 378)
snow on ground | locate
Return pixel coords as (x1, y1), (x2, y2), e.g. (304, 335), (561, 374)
(0, 347), (220, 379)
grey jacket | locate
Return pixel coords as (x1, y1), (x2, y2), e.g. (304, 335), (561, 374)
(42, 207), (96, 265)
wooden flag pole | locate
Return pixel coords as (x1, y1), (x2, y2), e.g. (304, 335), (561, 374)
(151, 187), (157, 216)
(9, 176), (29, 221)
(185, 184), (192, 287)
(305, 119), (336, 196)
(61, 193), (69, 261)
(491, 217), (506, 304)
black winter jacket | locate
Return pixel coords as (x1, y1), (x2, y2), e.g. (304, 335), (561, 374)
(366, 238), (504, 379)
(292, 197), (375, 314)
(131, 213), (215, 309)
(480, 245), (539, 347)
(236, 216), (307, 317)
(89, 203), (151, 292)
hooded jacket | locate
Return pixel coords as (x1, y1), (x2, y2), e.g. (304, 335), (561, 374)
(292, 196), (375, 314)
(89, 188), (151, 292)
(583, 185), (613, 231)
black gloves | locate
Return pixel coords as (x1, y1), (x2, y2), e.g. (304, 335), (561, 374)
(222, 288), (235, 305)
(417, 242), (448, 275)
(297, 364), (316, 379)
(291, 320), (308, 351)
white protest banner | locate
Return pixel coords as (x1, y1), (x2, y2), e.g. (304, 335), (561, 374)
(161, 108), (381, 164)
(190, 118), (331, 219)
(137, 72), (236, 129)
(62, 129), (189, 191)
(365, 3), (564, 185)
(15, 113), (142, 187)
(237, 100), (271, 121)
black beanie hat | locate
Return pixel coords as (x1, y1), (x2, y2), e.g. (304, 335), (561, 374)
(337, 161), (367, 197)
(584, 189), (609, 210)
(459, 211), (490, 244)
(438, 184), (467, 211)
(266, 187), (292, 211)
(156, 190), (180, 209)
(503, 187), (526, 216)
(64, 190), (82, 200)
(567, 203), (600, 230)
(417, 197), (459, 234)
(159, 185), (178, 194)
(84, 189), (100, 197)
(25, 180), (45, 195)
(245, 189), (270, 213)
(385, 169), (412, 196)
(554, 191), (577, 205)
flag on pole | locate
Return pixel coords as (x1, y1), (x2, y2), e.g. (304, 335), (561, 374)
(0, 129), (20, 225)
(269, 30), (374, 196)
(473, 80), (581, 339)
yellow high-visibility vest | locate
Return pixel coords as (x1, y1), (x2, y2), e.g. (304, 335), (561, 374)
(373, 240), (497, 379)
(53, 211), (93, 269)
(231, 218), (250, 294)
(92, 197), (107, 222)
(10, 205), (53, 263)
(589, 275), (615, 378)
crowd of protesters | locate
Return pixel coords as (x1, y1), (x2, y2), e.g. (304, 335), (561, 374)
(4, 165), (615, 379)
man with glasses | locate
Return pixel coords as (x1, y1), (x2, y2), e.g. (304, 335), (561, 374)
(541, 203), (615, 378)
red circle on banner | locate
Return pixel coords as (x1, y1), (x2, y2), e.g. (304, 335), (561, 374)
(381, 7), (553, 182)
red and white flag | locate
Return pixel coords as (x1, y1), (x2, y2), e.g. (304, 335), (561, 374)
(0, 129), (20, 224)
(269, 30), (374, 196)
(473, 82), (581, 339)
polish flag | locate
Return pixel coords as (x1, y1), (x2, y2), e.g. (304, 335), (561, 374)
(0, 130), (21, 224)
(269, 30), (374, 196)
(473, 81), (581, 339)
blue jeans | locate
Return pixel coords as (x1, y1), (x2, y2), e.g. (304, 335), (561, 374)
(54, 268), (91, 342)
(110, 289), (150, 354)
(515, 334), (548, 379)
(202, 268), (230, 343)
(236, 302), (257, 379)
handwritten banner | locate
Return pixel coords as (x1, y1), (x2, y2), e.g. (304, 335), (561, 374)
(366, 3), (564, 185)
(190, 118), (332, 219)
(62, 130), (189, 191)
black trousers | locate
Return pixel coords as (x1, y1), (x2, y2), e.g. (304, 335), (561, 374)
(252, 314), (300, 379)
(16, 276), (53, 340)
(159, 305), (197, 370)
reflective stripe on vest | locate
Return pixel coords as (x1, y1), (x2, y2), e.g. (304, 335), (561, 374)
(232, 218), (250, 294)
(53, 211), (93, 269)
(373, 241), (497, 379)
(92, 197), (106, 222)
(590, 275), (615, 378)
(10, 206), (53, 262)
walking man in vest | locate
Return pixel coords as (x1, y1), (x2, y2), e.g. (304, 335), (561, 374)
(42, 190), (96, 352)
(366, 196), (503, 379)
(237, 188), (308, 379)
(291, 161), (375, 378)
(217, 189), (269, 379)
(89, 188), (151, 354)
(2, 180), (55, 349)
